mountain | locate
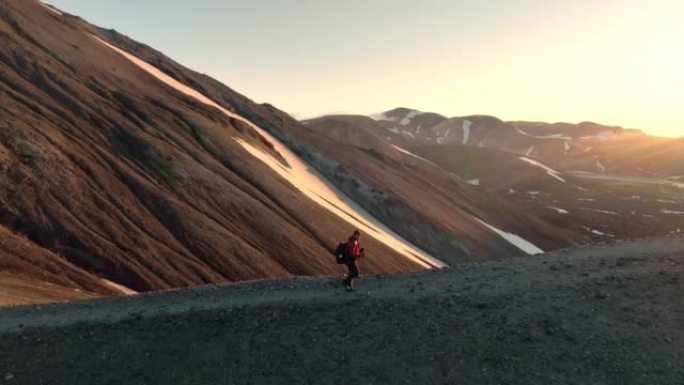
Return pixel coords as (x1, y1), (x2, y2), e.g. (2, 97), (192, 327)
(350, 107), (684, 176)
(0, 1), (585, 305)
(306, 110), (684, 242)
(0, 0), (423, 303)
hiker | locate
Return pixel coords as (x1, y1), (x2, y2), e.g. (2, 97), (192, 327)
(342, 230), (364, 291)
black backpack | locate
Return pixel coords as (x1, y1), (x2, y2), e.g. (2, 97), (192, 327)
(333, 242), (347, 264)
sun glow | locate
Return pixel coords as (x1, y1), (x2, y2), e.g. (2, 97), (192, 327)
(283, 1), (684, 138)
(51, 0), (683, 137)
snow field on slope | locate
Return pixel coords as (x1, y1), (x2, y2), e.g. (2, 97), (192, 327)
(101, 279), (138, 295)
(547, 206), (569, 214)
(474, 218), (543, 255)
(519, 157), (566, 183)
(515, 128), (572, 141)
(462, 120), (472, 144)
(400, 110), (422, 125)
(392, 145), (437, 166)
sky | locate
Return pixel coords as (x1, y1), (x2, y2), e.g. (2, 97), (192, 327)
(49, 0), (683, 137)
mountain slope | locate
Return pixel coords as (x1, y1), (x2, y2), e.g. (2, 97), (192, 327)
(2, 236), (684, 384)
(0, 0), (430, 302)
(359, 107), (684, 176)
(0, 224), (112, 305)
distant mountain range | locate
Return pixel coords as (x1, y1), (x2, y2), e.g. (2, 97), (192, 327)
(310, 107), (684, 176)
(305, 109), (684, 252)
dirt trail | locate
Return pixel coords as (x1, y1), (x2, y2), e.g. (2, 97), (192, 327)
(2, 237), (684, 384)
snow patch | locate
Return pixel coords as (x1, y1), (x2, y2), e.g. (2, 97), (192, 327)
(596, 160), (606, 173)
(547, 206), (569, 214)
(443, 126), (451, 140)
(369, 112), (392, 121)
(392, 145), (436, 165)
(581, 208), (618, 215)
(580, 130), (617, 140)
(234, 138), (444, 268)
(564, 141), (570, 151)
(519, 157), (566, 183)
(547, 133), (572, 140)
(516, 129), (572, 141)
(474, 218), (543, 255)
(97, 36), (446, 269)
(462, 120), (472, 144)
(525, 146), (535, 157)
(101, 279), (137, 295)
(41, 2), (63, 16)
(546, 172), (567, 183)
(583, 227), (613, 237)
(400, 110), (421, 126)
(662, 209), (684, 215)
(466, 179), (480, 186)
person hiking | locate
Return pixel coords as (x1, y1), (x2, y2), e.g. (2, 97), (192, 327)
(342, 230), (364, 291)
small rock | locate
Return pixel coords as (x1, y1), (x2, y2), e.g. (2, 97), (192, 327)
(4, 373), (14, 381)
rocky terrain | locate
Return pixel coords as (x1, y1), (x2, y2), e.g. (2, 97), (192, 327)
(1, 236), (684, 384)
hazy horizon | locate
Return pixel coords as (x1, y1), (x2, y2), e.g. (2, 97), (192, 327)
(49, 0), (683, 137)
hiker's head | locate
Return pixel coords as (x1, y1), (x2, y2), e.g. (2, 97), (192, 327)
(353, 230), (361, 240)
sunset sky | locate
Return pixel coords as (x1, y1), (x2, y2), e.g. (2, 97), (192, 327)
(50, 0), (683, 137)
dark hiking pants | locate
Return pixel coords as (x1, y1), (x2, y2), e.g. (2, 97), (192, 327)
(343, 259), (359, 288)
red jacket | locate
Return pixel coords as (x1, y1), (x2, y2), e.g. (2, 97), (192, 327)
(345, 237), (361, 259)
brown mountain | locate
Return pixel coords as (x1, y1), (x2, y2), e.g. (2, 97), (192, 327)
(0, 0), (425, 304)
(0, 1), (587, 306)
(307, 110), (684, 243)
(358, 107), (684, 176)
